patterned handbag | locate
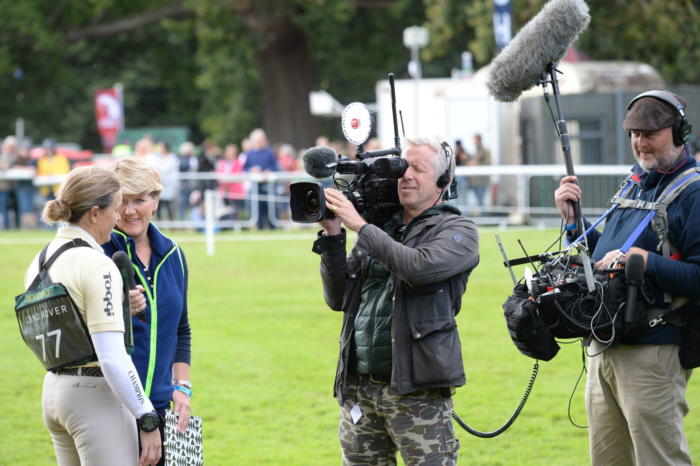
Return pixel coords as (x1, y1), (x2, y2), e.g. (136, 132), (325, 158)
(164, 410), (203, 465)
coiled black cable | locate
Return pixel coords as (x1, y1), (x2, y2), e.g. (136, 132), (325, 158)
(452, 361), (539, 438)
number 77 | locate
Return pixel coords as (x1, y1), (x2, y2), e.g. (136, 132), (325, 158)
(35, 329), (62, 361)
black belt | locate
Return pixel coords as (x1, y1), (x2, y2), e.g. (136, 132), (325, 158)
(52, 366), (104, 377)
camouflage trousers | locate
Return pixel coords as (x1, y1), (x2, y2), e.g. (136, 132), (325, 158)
(339, 374), (459, 466)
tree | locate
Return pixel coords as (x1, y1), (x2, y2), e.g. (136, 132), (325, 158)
(0, 0), (202, 148)
(4, 0), (697, 152)
(577, 0), (700, 84)
(192, 0), (321, 149)
(466, 0), (700, 85)
(0, 0), (469, 150)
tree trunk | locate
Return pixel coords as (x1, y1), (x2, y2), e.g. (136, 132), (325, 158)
(253, 19), (320, 150)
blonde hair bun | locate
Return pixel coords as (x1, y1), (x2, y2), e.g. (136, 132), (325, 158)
(43, 199), (71, 223)
(41, 166), (120, 225)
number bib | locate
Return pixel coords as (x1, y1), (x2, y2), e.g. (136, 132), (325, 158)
(15, 282), (97, 371)
(15, 239), (98, 371)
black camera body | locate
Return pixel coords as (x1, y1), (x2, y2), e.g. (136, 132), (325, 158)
(290, 153), (407, 226)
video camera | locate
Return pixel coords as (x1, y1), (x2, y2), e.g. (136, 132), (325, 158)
(290, 146), (407, 226)
(290, 75), (408, 227)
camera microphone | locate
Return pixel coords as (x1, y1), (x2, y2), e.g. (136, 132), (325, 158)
(623, 253), (645, 326)
(303, 146), (338, 178)
(486, 0), (590, 102)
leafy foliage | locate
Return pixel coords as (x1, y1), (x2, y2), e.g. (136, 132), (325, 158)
(469, 0), (700, 86)
(578, 0), (700, 84)
(0, 1), (201, 148)
(0, 0), (699, 150)
(190, 0), (261, 146)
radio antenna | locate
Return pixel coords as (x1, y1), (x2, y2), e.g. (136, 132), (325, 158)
(496, 235), (518, 286)
(388, 73), (401, 150)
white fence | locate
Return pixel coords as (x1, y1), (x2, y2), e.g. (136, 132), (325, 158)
(1, 165), (632, 235)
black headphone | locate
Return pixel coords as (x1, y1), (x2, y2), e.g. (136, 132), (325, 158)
(627, 90), (692, 147)
(436, 141), (453, 189)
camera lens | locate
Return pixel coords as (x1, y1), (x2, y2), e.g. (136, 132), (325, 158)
(304, 190), (321, 214)
(290, 181), (326, 223)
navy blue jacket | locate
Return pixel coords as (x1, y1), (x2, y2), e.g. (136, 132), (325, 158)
(572, 150), (700, 344)
(243, 147), (279, 173)
(103, 224), (191, 410)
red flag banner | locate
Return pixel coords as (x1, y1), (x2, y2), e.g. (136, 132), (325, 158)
(94, 88), (124, 153)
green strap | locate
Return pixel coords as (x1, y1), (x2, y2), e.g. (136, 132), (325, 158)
(146, 246), (177, 395)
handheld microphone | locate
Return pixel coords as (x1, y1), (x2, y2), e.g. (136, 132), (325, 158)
(112, 251), (143, 321)
(303, 146), (338, 178)
(486, 0), (590, 102)
(624, 253), (645, 326)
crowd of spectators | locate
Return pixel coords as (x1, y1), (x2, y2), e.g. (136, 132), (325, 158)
(1, 128), (443, 231)
(454, 133), (493, 208)
(0, 128), (338, 231)
(0, 136), (74, 229)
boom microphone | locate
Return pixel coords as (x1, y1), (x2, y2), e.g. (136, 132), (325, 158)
(623, 253), (645, 326)
(487, 0), (590, 102)
(303, 146), (338, 178)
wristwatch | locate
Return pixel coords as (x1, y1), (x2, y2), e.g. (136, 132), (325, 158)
(137, 410), (162, 432)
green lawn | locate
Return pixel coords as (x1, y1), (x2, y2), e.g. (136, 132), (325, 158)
(1, 228), (698, 465)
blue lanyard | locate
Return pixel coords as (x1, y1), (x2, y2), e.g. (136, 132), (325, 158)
(571, 180), (636, 246)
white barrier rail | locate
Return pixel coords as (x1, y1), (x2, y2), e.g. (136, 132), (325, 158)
(1, 165), (632, 242)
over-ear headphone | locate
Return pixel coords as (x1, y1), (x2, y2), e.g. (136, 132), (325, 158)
(436, 141), (453, 189)
(627, 90), (692, 147)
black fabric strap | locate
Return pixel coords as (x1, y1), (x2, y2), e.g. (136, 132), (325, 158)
(29, 238), (92, 289)
(41, 239), (91, 271)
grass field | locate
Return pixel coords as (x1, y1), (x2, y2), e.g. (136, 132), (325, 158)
(1, 227), (698, 465)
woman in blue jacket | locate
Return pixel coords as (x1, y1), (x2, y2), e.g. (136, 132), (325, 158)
(103, 157), (192, 465)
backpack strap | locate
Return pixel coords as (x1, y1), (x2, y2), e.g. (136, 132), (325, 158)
(609, 175), (638, 207)
(29, 238), (92, 290)
(650, 166), (700, 257)
(613, 198), (659, 210)
(617, 167), (700, 256)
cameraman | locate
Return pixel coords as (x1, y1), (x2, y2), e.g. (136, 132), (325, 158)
(313, 136), (479, 465)
(554, 91), (700, 465)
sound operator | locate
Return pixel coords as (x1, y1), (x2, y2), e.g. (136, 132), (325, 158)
(554, 91), (700, 465)
(312, 136), (479, 465)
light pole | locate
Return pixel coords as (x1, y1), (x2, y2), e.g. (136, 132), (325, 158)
(14, 68), (24, 140)
(403, 26), (429, 134)
(403, 26), (429, 79)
